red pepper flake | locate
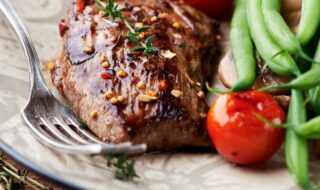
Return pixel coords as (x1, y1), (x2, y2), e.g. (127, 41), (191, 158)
(59, 19), (68, 37)
(101, 72), (113, 80)
(76, 0), (86, 13)
(158, 80), (167, 91)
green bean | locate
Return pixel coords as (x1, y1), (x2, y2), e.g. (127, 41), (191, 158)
(294, 116), (320, 139)
(308, 40), (320, 115)
(247, 0), (300, 77)
(285, 90), (311, 190)
(262, 0), (315, 63)
(262, 66), (320, 91)
(297, 0), (320, 45)
(230, 0), (256, 91)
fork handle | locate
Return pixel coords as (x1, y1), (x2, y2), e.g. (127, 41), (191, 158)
(0, 0), (49, 93)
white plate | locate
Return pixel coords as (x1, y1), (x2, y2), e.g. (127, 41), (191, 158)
(0, 0), (318, 189)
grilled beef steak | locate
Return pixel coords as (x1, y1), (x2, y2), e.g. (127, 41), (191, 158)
(52, 0), (217, 151)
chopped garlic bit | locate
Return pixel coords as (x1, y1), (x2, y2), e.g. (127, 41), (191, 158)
(102, 61), (110, 68)
(90, 111), (98, 119)
(110, 97), (118, 105)
(99, 53), (107, 62)
(151, 16), (158, 22)
(137, 81), (145, 89)
(138, 94), (158, 102)
(133, 7), (141, 12)
(135, 22), (143, 28)
(117, 70), (127, 78)
(160, 49), (176, 59)
(172, 22), (180, 29)
(138, 32), (145, 39)
(84, 46), (94, 54)
(173, 33), (182, 39)
(171, 90), (183, 98)
(47, 62), (55, 73)
(197, 91), (205, 99)
(117, 96), (125, 103)
(104, 92), (113, 99)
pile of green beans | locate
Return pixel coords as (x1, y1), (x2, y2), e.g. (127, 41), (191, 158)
(228, 0), (320, 189)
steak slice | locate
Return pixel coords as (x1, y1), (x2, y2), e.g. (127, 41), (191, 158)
(52, 0), (218, 151)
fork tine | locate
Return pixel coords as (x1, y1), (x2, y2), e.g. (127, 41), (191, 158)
(67, 118), (109, 144)
(28, 117), (146, 154)
(54, 117), (91, 145)
(40, 117), (77, 145)
(125, 144), (147, 155)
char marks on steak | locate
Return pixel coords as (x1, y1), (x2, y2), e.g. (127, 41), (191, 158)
(52, 0), (217, 151)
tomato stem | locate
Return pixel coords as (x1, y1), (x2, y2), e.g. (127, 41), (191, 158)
(254, 113), (291, 129)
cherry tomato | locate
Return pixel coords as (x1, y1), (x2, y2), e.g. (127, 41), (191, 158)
(186, 0), (234, 17)
(207, 90), (285, 165)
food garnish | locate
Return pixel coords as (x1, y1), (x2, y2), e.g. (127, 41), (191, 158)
(171, 90), (183, 98)
(131, 35), (159, 56)
(0, 154), (52, 190)
(96, 0), (158, 56)
(106, 154), (139, 182)
(90, 111), (98, 119)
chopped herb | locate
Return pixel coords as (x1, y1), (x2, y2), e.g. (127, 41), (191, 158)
(0, 154), (52, 189)
(96, 0), (124, 22)
(126, 26), (151, 43)
(96, 0), (157, 55)
(106, 154), (139, 181)
(127, 31), (140, 43)
(132, 35), (159, 56)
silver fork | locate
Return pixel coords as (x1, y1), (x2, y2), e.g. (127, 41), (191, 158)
(0, 0), (146, 155)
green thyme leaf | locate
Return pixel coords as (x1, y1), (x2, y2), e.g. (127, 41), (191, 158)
(131, 45), (145, 52)
(132, 35), (158, 56)
(97, 0), (123, 22)
(145, 35), (155, 47)
(127, 31), (140, 43)
(135, 26), (151, 33)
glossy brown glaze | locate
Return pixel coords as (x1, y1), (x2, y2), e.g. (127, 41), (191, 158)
(52, 0), (218, 150)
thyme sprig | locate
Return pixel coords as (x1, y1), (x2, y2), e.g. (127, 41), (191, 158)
(96, 0), (158, 56)
(132, 35), (159, 56)
(96, 0), (123, 22)
(0, 154), (52, 190)
(106, 154), (139, 181)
